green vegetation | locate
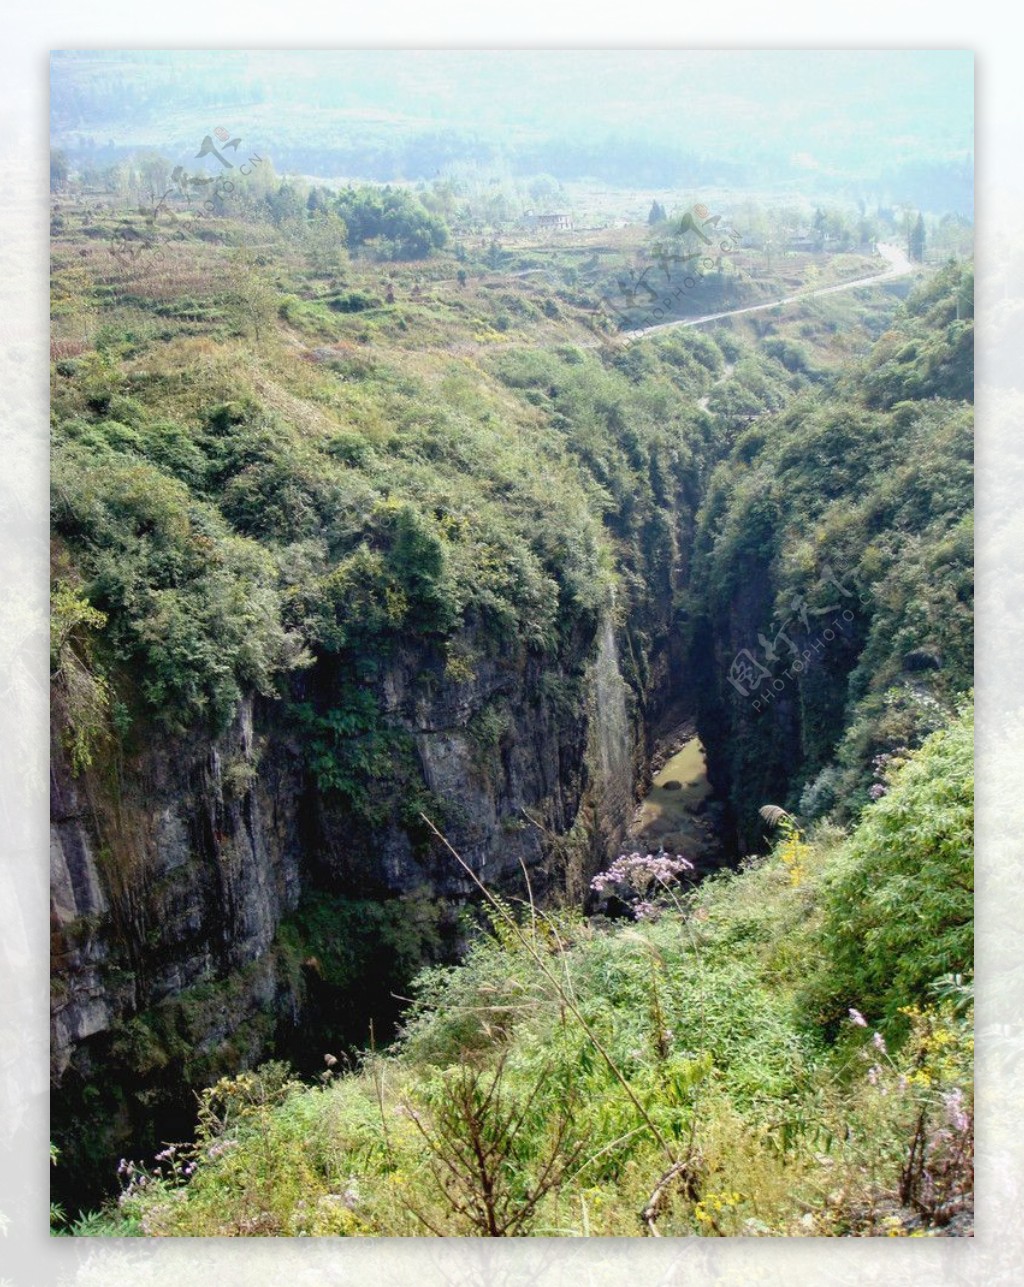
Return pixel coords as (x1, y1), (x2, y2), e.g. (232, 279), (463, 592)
(71, 703), (972, 1237)
(50, 164), (973, 1236)
(688, 261), (973, 846)
(50, 578), (111, 772)
(52, 200), (780, 833)
(277, 890), (450, 1056)
(812, 705), (973, 1030)
(332, 185), (448, 260)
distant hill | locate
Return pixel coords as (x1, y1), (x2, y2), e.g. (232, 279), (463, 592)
(50, 50), (974, 214)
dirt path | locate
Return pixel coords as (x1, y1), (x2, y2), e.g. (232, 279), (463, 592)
(623, 242), (916, 341)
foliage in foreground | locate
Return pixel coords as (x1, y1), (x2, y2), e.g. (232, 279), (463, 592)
(69, 703), (973, 1237)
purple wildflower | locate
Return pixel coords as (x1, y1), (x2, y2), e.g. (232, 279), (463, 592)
(848, 1008), (868, 1027)
(872, 1031), (887, 1054)
(944, 1088), (970, 1133)
(206, 1138), (238, 1161)
(590, 851), (694, 906)
(868, 783), (887, 800)
(867, 1065), (881, 1085)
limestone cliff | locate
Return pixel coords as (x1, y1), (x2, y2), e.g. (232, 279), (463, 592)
(49, 612), (649, 1203)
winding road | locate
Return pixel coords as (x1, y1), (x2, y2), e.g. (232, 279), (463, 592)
(623, 242), (916, 341)
(315, 243), (917, 364)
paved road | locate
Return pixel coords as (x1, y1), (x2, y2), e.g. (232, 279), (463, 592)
(622, 242), (916, 342)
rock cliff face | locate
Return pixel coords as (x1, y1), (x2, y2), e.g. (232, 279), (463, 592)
(50, 695), (306, 1084)
(311, 640), (585, 897)
(692, 561), (865, 853)
(49, 612), (652, 1203)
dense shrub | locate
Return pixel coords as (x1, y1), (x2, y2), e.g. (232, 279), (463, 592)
(51, 438), (304, 732)
(811, 702), (973, 1027)
(333, 185), (448, 259)
(688, 265), (972, 847)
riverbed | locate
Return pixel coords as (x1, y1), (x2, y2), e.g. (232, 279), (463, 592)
(630, 731), (724, 872)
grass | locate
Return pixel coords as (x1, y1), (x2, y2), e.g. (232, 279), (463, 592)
(65, 705), (972, 1238)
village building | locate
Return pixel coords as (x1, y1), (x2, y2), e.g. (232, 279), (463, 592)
(524, 211), (572, 231)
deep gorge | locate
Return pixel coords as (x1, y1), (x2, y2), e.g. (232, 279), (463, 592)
(50, 239), (972, 1219)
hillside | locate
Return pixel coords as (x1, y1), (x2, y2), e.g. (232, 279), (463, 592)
(49, 177), (973, 1233)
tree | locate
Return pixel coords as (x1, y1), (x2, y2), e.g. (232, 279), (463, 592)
(103, 162), (133, 198)
(648, 200), (667, 225)
(824, 209), (852, 250)
(50, 149), (70, 193)
(228, 251), (278, 347)
(264, 182), (307, 228)
(426, 178), (462, 222)
(304, 210), (348, 277)
(333, 184), (449, 259)
(527, 174), (562, 208)
(138, 152), (172, 205)
(856, 217), (878, 248)
(909, 212), (927, 263)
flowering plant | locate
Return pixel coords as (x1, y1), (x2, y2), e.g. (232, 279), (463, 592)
(845, 1000), (973, 1228)
(591, 851), (694, 920)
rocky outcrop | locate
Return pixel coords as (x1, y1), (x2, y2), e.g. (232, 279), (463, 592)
(691, 560), (865, 852)
(49, 611), (648, 1205)
(50, 694), (307, 1083)
(310, 625), (635, 898)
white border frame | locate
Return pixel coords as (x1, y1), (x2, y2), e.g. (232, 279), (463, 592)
(5, 11), (1015, 1284)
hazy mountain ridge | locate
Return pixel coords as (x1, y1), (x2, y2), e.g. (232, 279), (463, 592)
(50, 50), (973, 212)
